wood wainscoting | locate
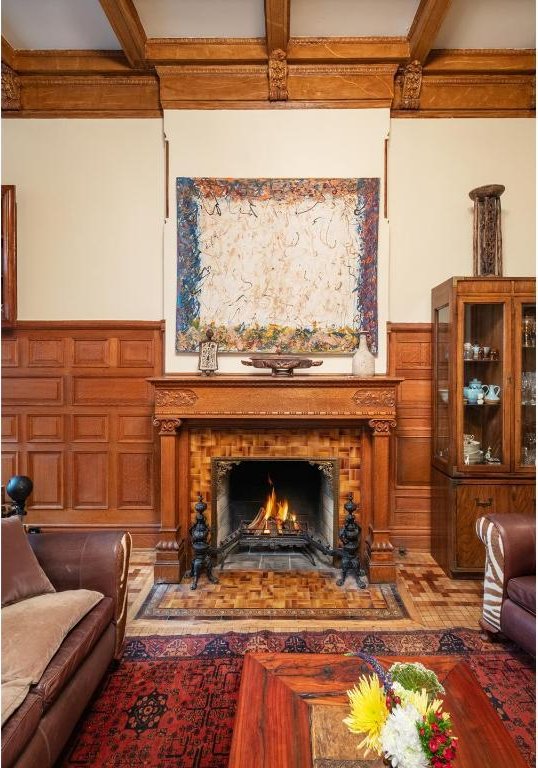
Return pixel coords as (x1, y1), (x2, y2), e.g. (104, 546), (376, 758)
(1, 321), (163, 546)
(388, 323), (433, 552)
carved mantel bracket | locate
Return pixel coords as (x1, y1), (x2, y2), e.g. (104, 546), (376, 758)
(268, 48), (288, 101)
(368, 419), (397, 434)
(152, 417), (181, 435)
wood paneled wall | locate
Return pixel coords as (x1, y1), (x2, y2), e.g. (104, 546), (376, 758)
(1, 322), (163, 546)
(388, 322), (433, 551)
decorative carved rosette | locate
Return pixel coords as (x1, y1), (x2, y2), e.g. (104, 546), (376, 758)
(352, 389), (396, 408)
(156, 389), (198, 408)
(268, 49), (288, 101)
(2, 64), (21, 111)
(399, 60), (422, 110)
(368, 419), (397, 435)
(152, 417), (181, 435)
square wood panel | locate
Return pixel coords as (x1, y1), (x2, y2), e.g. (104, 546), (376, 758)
(72, 415), (109, 442)
(72, 452), (109, 508)
(117, 452), (153, 507)
(118, 415), (153, 442)
(119, 339), (155, 368)
(72, 339), (112, 367)
(28, 339), (64, 367)
(1, 338), (19, 367)
(27, 415), (64, 442)
(2, 414), (19, 442)
(27, 451), (64, 508)
(3, 377), (63, 404)
(1, 452), (18, 483)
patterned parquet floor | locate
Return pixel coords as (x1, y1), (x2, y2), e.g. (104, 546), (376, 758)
(126, 549), (484, 636)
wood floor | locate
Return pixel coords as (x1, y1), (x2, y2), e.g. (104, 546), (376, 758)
(126, 549), (484, 636)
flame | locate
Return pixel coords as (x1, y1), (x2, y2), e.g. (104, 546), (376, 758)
(247, 482), (298, 533)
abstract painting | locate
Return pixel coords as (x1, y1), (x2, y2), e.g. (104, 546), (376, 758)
(176, 177), (379, 354)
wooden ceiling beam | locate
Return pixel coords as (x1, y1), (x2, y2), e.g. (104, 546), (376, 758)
(145, 39), (267, 64)
(2, 37), (17, 69)
(98, 0), (147, 69)
(408, 0), (452, 64)
(425, 49), (536, 74)
(287, 37), (410, 63)
(14, 50), (133, 74)
(264, 0), (290, 54)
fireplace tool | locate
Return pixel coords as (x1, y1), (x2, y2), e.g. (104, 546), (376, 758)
(189, 491), (367, 590)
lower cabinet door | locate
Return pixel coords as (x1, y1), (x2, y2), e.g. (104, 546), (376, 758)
(455, 485), (503, 572)
(455, 483), (535, 573)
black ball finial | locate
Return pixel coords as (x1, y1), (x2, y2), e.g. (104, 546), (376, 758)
(6, 475), (33, 517)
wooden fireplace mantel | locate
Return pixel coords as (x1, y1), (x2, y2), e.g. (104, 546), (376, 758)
(150, 374), (402, 584)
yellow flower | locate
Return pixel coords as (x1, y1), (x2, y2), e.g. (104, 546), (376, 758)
(343, 675), (388, 755)
(396, 686), (443, 718)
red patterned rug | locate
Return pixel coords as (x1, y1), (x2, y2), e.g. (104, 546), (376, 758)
(60, 629), (535, 768)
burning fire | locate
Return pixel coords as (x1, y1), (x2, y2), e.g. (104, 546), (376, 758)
(247, 477), (298, 534)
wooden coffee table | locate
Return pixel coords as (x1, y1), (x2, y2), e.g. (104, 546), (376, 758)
(229, 653), (528, 768)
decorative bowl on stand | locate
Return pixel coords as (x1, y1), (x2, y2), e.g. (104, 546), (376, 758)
(241, 356), (323, 377)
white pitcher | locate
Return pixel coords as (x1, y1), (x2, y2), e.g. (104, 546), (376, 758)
(483, 384), (501, 401)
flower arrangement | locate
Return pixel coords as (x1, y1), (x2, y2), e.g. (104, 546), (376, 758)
(344, 653), (457, 768)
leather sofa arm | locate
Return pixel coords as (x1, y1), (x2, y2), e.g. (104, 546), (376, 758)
(486, 513), (536, 584)
(476, 514), (535, 633)
(29, 531), (131, 659)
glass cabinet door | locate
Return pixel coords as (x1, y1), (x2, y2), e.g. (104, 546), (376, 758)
(433, 304), (450, 465)
(458, 299), (510, 473)
(515, 300), (536, 471)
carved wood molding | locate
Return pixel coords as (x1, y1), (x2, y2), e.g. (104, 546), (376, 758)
(268, 49), (288, 101)
(155, 389), (198, 408)
(3, 43), (534, 116)
(156, 538), (180, 551)
(1, 63), (20, 111)
(152, 417), (181, 435)
(352, 389), (396, 408)
(368, 419), (397, 434)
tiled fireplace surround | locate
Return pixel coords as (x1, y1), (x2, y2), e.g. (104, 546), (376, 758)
(151, 374), (401, 584)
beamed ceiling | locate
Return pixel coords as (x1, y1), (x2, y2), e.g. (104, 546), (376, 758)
(1, 0), (536, 117)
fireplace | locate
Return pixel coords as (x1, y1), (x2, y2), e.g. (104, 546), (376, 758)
(151, 374), (400, 584)
(212, 458), (338, 568)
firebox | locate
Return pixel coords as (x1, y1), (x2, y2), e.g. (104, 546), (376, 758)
(211, 458), (339, 569)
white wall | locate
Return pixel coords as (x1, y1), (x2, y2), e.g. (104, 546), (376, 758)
(388, 118), (536, 322)
(2, 114), (535, 368)
(1, 119), (165, 320)
(163, 109), (390, 374)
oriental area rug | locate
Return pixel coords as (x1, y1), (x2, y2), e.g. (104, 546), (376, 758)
(59, 629), (535, 768)
(136, 570), (408, 621)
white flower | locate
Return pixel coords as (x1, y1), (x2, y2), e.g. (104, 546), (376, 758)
(380, 704), (429, 768)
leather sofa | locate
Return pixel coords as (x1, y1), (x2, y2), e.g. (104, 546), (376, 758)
(1, 517), (131, 768)
(476, 513), (535, 656)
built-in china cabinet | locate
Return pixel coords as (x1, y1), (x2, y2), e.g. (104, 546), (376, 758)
(431, 277), (536, 578)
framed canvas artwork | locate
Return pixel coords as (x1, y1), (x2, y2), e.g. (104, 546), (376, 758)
(176, 177), (380, 354)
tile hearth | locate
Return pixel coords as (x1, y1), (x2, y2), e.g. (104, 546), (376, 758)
(126, 549), (484, 636)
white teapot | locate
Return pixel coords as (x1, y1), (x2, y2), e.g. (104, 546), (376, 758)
(483, 384), (501, 401)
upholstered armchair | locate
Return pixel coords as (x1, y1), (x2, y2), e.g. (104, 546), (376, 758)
(476, 513), (535, 656)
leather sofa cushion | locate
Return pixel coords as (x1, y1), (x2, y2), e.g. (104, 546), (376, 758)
(507, 576), (536, 615)
(1, 518), (55, 607)
(34, 597), (113, 710)
(2, 589), (103, 724)
(1, 693), (43, 768)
